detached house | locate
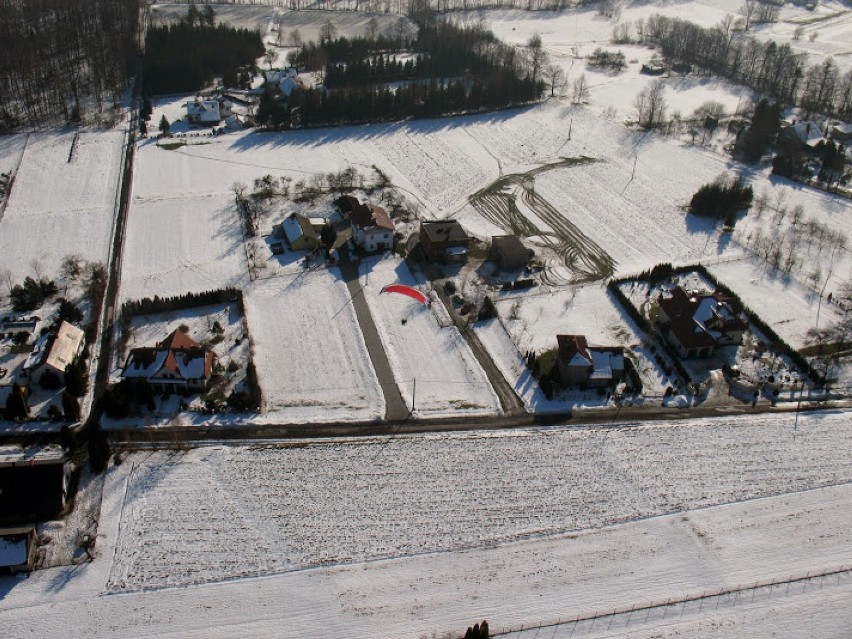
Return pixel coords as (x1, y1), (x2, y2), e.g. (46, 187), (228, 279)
(351, 201), (394, 253)
(657, 286), (748, 359)
(122, 329), (215, 393)
(276, 212), (320, 251)
(420, 221), (471, 263)
(185, 99), (221, 124)
(556, 334), (625, 388)
(23, 321), (84, 385)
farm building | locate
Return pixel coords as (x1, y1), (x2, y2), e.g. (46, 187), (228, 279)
(351, 202), (394, 253)
(0, 446), (71, 525)
(657, 286), (748, 359)
(0, 525), (37, 573)
(23, 321), (84, 386)
(556, 334), (625, 388)
(122, 329), (216, 393)
(491, 235), (533, 270)
(420, 221), (471, 263)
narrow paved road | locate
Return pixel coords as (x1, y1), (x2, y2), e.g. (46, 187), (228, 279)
(339, 248), (409, 421)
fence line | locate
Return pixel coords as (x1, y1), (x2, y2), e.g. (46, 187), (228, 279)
(493, 565), (852, 637)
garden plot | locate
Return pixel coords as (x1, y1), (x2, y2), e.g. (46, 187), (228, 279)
(105, 410), (852, 593)
(709, 257), (846, 350)
(732, 171), (852, 293)
(111, 302), (250, 415)
(359, 255), (500, 416)
(243, 269), (383, 423)
(0, 130), (124, 282)
(488, 284), (672, 403)
(120, 194), (247, 301)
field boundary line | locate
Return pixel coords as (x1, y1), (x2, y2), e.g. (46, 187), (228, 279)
(492, 564), (852, 637)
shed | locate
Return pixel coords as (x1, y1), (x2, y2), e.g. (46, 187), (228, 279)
(0, 525), (37, 573)
(491, 235), (533, 270)
(0, 446), (70, 524)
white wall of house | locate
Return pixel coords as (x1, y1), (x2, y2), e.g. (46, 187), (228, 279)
(352, 227), (392, 253)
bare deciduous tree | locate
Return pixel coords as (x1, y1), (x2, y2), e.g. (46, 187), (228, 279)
(527, 33), (547, 89)
(634, 80), (667, 128)
(571, 74), (590, 104)
(739, 0), (759, 31)
(546, 65), (567, 97)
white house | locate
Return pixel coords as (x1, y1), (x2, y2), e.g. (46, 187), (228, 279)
(185, 98), (232, 124)
(350, 201), (394, 253)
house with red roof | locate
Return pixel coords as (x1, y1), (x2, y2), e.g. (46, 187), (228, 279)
(556, 334), (625, 388)
(121, 329), (216, 393)
(656, 286), (748, 359)
(350, 201), (394, 253)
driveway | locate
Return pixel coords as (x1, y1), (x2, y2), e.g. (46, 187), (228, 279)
(339, 248), (409, 421)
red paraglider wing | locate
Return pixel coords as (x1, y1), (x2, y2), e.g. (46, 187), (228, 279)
(380, 284), (430, 306)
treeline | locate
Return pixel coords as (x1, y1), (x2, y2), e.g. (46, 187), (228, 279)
(143, 21), (264, 94)
(637, 14), (852, 118)
(161, 0), (585, 13)
(0, 0), (140, 129)
(261, 13), (543, 128)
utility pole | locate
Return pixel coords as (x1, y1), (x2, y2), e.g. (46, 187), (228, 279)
(411, 378), (416, 415)
(794, 379), (806, 432)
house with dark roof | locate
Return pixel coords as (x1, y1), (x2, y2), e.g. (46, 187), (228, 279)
(351, 201), (394, 253)
(420, 221), (471, 263)
(556, 334), (625, 388)
(656, 286), (748, 358)
(491, 235), (533, 270)
(121, 329), (215, 392)
(334, 195), (360, 221)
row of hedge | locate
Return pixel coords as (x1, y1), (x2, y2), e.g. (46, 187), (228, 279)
(121, 288), (244, 318)
(608, 264), (825, 386)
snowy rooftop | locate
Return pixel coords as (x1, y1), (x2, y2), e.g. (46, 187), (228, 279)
(0, 444), (66, 467)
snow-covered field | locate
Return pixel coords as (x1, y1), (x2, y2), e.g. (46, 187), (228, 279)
(102, 411), (852, 593)
(1, 412), (850, 638)
(359, 254), (500, 415)
(244, 269), (384, 422)
(120, 193), (247, 300)
(0, 130), (125, 283)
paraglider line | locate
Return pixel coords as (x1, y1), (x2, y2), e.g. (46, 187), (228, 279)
(332, 288), (364, 320)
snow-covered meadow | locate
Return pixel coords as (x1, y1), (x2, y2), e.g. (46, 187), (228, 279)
(104, 411), (852, 593)
(0, 130), (125, 283)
